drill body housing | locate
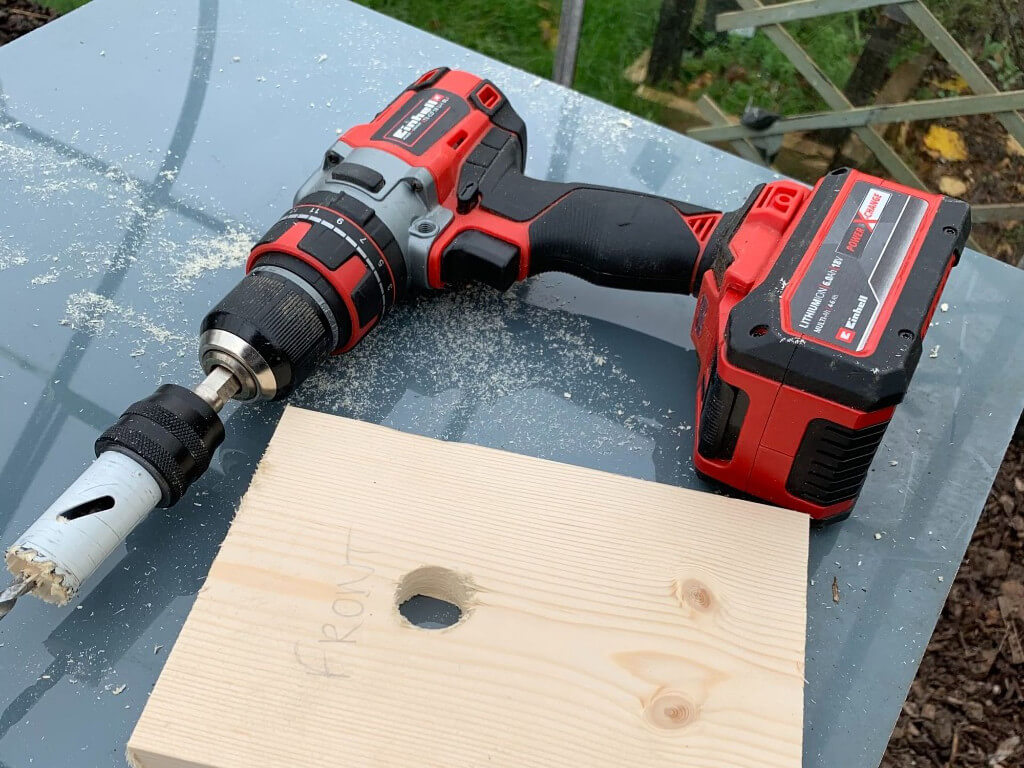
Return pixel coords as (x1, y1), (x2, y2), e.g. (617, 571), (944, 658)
(229, 67), (967, 519)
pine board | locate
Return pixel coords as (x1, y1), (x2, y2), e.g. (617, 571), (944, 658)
(128, 406), (809, 768)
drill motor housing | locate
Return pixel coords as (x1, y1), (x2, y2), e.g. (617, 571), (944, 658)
(199, 67), (969, 521)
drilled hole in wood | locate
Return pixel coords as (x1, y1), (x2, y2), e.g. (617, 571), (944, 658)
(57, 495), (115, 522)
(395, 566), (474, 630)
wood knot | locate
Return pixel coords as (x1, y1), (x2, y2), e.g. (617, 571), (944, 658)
(644, 690), (698, 730)
(677, 578), (714, 613)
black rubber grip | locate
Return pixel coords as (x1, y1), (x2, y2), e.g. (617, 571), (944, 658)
(95, 384), (225, 507)
(201, 270), (334, 399)
(524, 185), (707, 294)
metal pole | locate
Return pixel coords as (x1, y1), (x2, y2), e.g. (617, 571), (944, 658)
(552, 0), (586, 86)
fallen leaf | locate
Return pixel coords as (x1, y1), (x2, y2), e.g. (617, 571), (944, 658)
(897, 122), (910, 148)
(964, 700), (985, 722)
(939, 176), (968, 197)
(924, 125), (968, 162)
(1001, 583), (1024, 625)
(990, 734), (1021, 766)
(1008, 135), (1024, 156)
(687, 71), (714, 93)
(930, 75), (969, 93)
(538, 19), (558, 49)
(1002, 580), (1024, 600)
(725, 64), (747, 84)
(832, 577), (840, 604)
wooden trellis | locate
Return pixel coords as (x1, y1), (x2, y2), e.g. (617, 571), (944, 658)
(689, 0), (1024, 223)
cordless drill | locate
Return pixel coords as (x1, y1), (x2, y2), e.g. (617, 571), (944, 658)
(2, 68), (969, 617)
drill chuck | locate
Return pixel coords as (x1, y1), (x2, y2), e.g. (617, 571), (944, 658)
(199, 265), (340, 401)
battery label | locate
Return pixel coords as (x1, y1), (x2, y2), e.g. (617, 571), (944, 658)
(787, 181), (927, 352)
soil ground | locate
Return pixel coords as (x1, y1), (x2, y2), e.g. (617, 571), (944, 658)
(3, 2), (1023, 765)
(879, 58), (1024, 270)
(0, 0), (54, 45)
(882, 437), (1024, 767)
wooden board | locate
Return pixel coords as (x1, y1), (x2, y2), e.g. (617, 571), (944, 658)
(128, 407), (809, 768)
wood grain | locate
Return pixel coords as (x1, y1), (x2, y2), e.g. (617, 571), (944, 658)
(128, 407), (808, 768)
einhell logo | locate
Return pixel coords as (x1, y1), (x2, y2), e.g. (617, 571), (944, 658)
(835, 294), (869, 344)
(390, 93), (449, 144)
(837, 187), (891, 259)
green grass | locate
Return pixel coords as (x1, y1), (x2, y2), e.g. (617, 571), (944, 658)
(353, 1), (866, 117)
(678, 16), (863, 115)
(37, 0), (662, 117)
(353, 0), (662, 118)
(37, 0), (88, 14)
(36, 0), (949, 121)
(356, 0), (556, 77)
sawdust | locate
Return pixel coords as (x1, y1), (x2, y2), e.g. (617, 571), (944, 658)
(294, 283), (627, 421)
(0, 247), (28, 271)
(0, 122), (252, 285)
(29, 270), (58, 285)
(0, 132), (106, 204)
(166, 227), (253, 290)
(5, 546), (74, 605)
(61, 291), (186, 347)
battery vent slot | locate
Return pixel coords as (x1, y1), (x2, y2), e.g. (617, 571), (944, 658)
(683, 213), (722, 248)
(786, 419), (890, 506)
(697, 364), (749, 461)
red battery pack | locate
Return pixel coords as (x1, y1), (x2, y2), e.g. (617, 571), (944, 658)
(690, 170), (970, 520)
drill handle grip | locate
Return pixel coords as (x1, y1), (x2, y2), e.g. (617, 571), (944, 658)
(519, 179), (712, 295)
(459, 160), (717, 296)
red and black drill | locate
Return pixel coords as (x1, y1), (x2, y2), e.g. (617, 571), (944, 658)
(1, 68), (969, 617)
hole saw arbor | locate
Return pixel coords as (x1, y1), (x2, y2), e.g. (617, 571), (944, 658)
(127, 407), (809, 768)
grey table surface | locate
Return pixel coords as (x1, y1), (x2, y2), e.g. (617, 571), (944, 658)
(0, 1), (1022, 766)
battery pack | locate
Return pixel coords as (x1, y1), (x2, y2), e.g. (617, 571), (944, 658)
(691, 169), (970, 519)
